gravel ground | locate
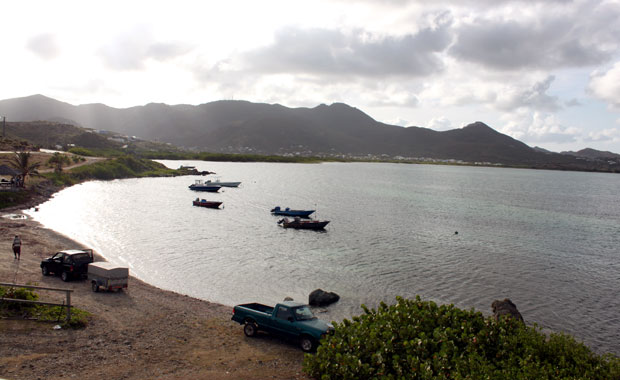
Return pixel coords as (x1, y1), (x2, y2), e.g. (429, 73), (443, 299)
(0, 214), (312, 380)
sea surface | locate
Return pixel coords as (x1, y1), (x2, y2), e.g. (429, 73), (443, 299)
(25, 161), (620, 354)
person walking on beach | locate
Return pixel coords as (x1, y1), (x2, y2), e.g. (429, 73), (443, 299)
(12, 235), (21, 260)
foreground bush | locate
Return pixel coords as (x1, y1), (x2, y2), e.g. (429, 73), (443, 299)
(303, 296), (620, 380)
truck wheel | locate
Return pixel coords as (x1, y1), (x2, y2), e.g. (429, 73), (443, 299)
(91, 282), (99, 292)
(300, 336), (316, 352)
(61, 271), (70, 282)
(42, 267), (49, 276)
(243, 322), (258, 337)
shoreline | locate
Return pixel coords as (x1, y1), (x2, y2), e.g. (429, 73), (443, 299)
(1, 202), (310, 379)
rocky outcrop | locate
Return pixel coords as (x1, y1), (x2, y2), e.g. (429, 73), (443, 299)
(308, 289), (340, 307)
(491, 298), (524, 322)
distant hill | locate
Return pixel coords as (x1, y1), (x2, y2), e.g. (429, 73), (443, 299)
(561, 148), (620, 160)
(0, 95), (618, 172)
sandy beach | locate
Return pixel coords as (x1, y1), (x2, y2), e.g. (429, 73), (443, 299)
(0, 211), (311, 380)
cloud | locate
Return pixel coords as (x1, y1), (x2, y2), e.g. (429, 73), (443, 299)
(495, 76), (561, 112)
(449, 1), (618, 70)
(99, 28), (193, 71)
(588, 62), (620, 108)
(223, 22), (452, 80)
(500, 110), (579, 144)
(427, 116), (453, 131)
(27, 33), (60, 60)
(584, 127), (620, 143)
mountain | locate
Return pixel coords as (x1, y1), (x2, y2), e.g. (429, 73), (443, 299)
(0, 95), (617, 171)
(561, 148), (620, 161)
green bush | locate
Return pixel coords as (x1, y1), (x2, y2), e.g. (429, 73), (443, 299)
(303, 296), (620, 380)
(0, 285), (90, 328)
(0, 285), (39, 312)
(68, 147), (95, 156)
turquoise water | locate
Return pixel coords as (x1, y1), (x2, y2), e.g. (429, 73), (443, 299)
(26, 162), (620, 354)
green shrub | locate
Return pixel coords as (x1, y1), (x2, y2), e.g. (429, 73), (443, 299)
(0, 285), (39, 312)
(0, 285), (90, 328)
(68, 147), (95, 156)
(303, 296), (620, 380)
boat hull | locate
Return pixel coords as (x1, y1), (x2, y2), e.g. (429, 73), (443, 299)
(205, 181), (241, 187)
(271, 209), (315, 218)
(279, 219), (329, 230)
(189, 185), (221, 192)
(193, 200), (222, 209)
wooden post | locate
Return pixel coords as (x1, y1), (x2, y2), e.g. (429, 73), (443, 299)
(66, 290), (71, 323)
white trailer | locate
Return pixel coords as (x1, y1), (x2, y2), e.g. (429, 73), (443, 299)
(88, 262), (129, 292)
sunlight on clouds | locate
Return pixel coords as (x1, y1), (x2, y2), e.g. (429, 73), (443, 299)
(588, 62), (620, 108)
(500, 110), (580, 145)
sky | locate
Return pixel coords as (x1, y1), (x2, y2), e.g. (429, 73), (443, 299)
(1, 0), (619, 153)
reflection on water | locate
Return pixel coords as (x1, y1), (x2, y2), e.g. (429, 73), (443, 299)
(26, 161), (620, 354)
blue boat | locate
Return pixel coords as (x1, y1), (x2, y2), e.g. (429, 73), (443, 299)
(189, 180), (221, 192)
(271, 206), (315, 218)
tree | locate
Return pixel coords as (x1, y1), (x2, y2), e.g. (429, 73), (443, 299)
(8, 151), (41, 188)
(48, 152), (71, 173)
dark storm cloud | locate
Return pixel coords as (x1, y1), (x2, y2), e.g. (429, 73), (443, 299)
(237, 24), (452, 78)
(27, 33), (60, 60)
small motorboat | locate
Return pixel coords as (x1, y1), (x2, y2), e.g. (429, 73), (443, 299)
(271, 206), (315, 218)
(189, 180), (222, 192)
(204, 178), (241, 187)
(193, 198), (222, 209)
(277, 217), (329, 230)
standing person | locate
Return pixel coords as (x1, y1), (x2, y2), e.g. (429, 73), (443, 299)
(12, 235), (21, 260)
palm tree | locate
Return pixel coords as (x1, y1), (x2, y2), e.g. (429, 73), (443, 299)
(8, 151), (41, 188)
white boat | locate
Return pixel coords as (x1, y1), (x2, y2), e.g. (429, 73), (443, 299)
(203, 178), (241, 187)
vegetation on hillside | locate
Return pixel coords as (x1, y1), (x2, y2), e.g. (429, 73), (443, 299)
(44, 155), (180, 186)
(139, 150), (344, 163)
(303, 296), (620, 380)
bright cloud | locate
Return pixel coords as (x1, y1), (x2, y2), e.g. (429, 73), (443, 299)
(588, 62), (620, 108)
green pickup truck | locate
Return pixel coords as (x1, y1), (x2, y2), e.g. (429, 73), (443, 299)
(231, 301), (334, 352)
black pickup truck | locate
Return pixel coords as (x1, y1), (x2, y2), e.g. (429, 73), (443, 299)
(41, 249), (94, 282)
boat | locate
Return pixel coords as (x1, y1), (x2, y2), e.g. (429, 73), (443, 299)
(189, 180), (222, 192)
(203, 178), (241, 187)
(193, 198), (222, 209)
(277, 217), (329, 230)
(271, 206), (315, 218)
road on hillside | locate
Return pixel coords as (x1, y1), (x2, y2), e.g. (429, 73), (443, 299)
(38, 156), (107, 174)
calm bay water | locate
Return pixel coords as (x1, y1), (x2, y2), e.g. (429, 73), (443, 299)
(25, 161), (620, 354)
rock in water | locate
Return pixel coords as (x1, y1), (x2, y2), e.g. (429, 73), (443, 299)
(491, 298), (524, 322)
(309, 289), (340, 307)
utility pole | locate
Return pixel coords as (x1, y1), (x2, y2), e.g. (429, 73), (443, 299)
(2, 116), (5, 138)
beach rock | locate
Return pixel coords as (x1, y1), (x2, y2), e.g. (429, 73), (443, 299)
(309, 289), (340, 307)
(283, 296), (294, 301)
(491, 298), (524, 322)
